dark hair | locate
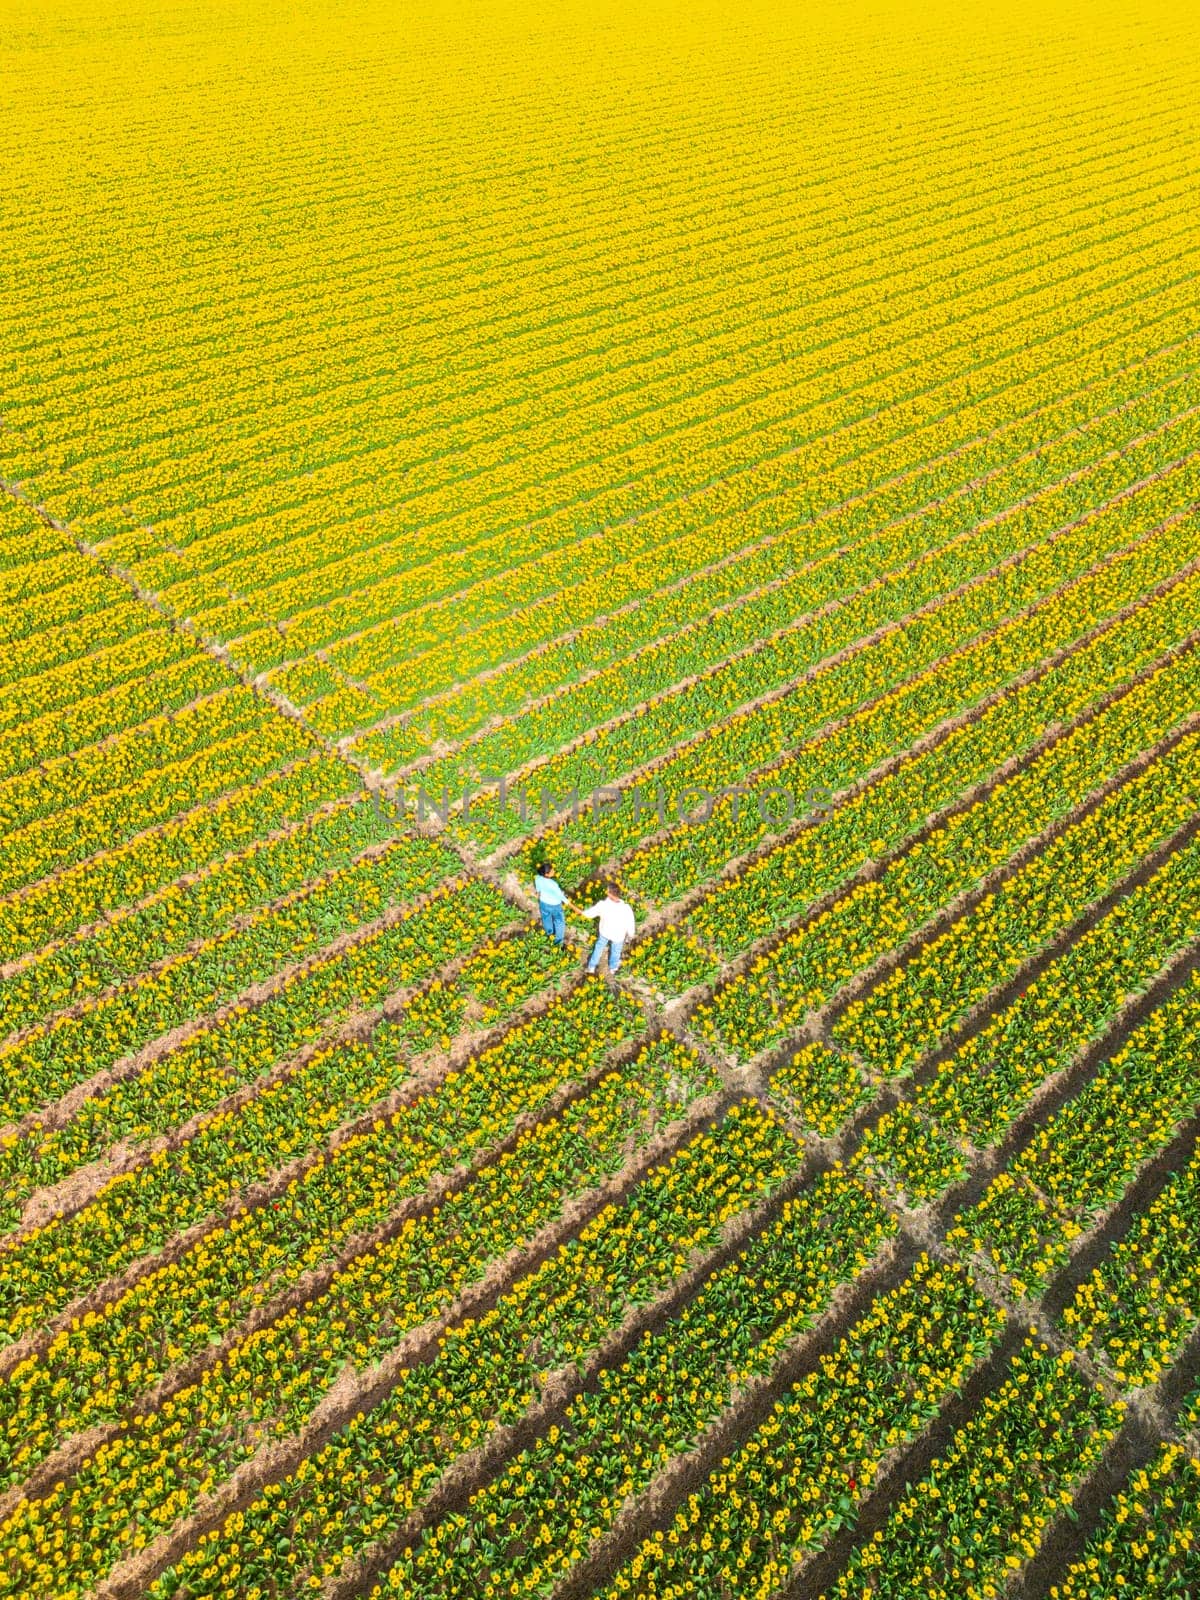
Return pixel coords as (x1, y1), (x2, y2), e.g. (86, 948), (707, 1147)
(536, 861), (552, 877)
(605, 880), (620, 896)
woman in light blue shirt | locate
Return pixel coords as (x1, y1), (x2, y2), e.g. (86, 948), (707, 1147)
(533, 860), (572, 946)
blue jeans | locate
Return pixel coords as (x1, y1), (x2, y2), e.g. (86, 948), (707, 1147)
(539, 901), (566, 945)
(588, 934), (624, 973)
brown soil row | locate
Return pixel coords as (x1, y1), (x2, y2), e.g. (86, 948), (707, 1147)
(545, 1233), (919, 1600)
(1009, 1207), (1200, 1599)
(780, 1328), (1027, 1600)
(0, 941), (600, 1381)
(0, 1015), (703, 1514)
(90, 1084), (737, 1600)
(0, 866), (489, 1149)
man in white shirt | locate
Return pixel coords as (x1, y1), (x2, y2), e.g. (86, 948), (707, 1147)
(582, 882), (636, 975)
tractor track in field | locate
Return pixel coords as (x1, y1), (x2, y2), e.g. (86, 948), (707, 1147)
(7, 535), (1198, 1251)
(9, 486), (1200, 1472)
(248, 1149), (862, 1600)
(9, 457), (1177, 1043)
(90, 856), (1186, 1600)
(5, 417), (1196, 1001)
(8, 125), (1200, 1596)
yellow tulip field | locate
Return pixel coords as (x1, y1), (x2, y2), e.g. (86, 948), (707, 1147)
(3, 0), (1200, 1593)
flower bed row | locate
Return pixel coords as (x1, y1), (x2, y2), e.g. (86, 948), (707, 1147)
(2, 709), (314, 901)
(954, 966), (1200, 1295)
(829, 729), (1200, 1080)
(379, 373), (1200, 797)
(913, 830), (1200, 1153)
(0, 827), (454, 1125)
(0, 896), (569, 1356)
(194, 194), (1200, 677)
(598, 1254), (1005, 1600)
(1048, 1443), (1200, 1599)
(0, 752), (359, 967)
(95, 115), (1185, 582)
(436, 417), (1200, 857)
(0, 603), (216, 742)
(377, 1167), (893, 1600)
(150, 1085), (808, 1599)
(516, 455), (1200, 887)
(770, 786), (1200, 1189)
(0, 645), (228, 786)
(0, 571), (152, 695)
(0, 983), (647, 1483)
(0, 794), (404, 1035)
(698, 703), (1200, 1064)
(640, 563), (1200, 971)
(0, 870), (508, 1145)
(21, 33), (1177, 548)
(0, 1031), (735, 1595)
(1060, 1142), (1200, 1390)
(828, 1338), (1123, 1599)
(0, 685), (274, 838)
(345, 325), (1199, 755)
